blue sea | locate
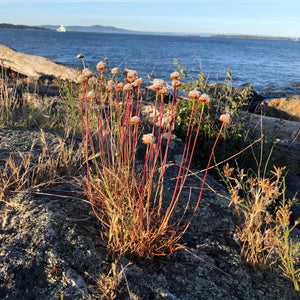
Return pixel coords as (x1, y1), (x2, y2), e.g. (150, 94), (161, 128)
(1, 29), (300, 99)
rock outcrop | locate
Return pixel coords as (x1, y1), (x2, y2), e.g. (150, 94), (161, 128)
(0, 126), (299, 299)
(240, 110), (300, 176)
(262, 95), (300, 121)
(0, 44), (78, 82)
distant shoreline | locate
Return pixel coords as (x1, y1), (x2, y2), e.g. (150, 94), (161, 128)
(0, 23), (48, 30)
(211, 34), (299, 41)
(2, 23), (299, 40)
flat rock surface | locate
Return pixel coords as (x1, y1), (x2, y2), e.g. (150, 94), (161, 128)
(0, 127), (298, 299)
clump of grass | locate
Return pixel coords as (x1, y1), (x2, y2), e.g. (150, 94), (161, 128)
(223, 162), (300, 298)
(223, 163), (285, 269)
(77, 56), (229, 257)
(85, 261), (131, 300)
(0, 68), (83, 132)
(0, 130), (83, 202)
(275, 178), (300, 299)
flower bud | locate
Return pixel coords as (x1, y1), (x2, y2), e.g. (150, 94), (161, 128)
(170, 71), (180, 80)
(106, 85), (114, 92)
(126, 71), (137, 83)
(142, 133), (156, 145)
(77, 74), (88, 84)
(199, 93), (210, 103)
(136, 78), (144, 86)
(152, 79), (166, 91)
(188, 89), (201, 100)
(220, 113), (231, 124)
(111, 67), (120, 76)
(117, 82), (124, 90)
(96, 61), (107, 71)
(158, 87), (168, 95)
(82, 68), (93, 79)
(130, 116), (140, 125)
(123, 83), (133, 92)
(87, 90), (96, 100)
(172, 79), (181, 88)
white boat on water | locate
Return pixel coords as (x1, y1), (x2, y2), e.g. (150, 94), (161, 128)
(57, 25), (66, 32)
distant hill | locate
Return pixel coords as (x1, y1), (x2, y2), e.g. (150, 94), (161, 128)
(42, 24), (177, 36)
(43, 24), (139, 34)
(0, 23), (47, 30)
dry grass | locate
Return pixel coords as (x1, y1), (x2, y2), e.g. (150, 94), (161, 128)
(85, 261), (132, 300)
(275, 179), (300, 298)
(223, 163), (283, 269)
(0, 129), (84, 203)
(224, 162), (300, 297)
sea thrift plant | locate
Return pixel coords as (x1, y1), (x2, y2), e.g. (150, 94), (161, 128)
(78, 58), (229, 257)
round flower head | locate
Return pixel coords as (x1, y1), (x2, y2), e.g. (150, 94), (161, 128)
(136, 77), (144, 86)
(126, 70), (138, 83)
(117, 82), (124, 90)
(107, 80), (114, 86)
(82, 68), (93, 79)
(142, 133), (156, 145)
(188, 89), (201, 100)
(172, 79), (181, 88)
(106, 85), (114, 93)
(87, 90), (96, 101)
(96, 61), (107, 71)
(76, 54), (84, 59)
(130, 116), (140, 125)
(152, 79), (166, 91)
(77, 74), (88, 84)
(132, 81), (139, 88)
(111, 67), (120, 76)
(199, 93), (210, 104)
(158, 87), (168, 95)
(170, 71), (180, 80)
(219, 113), (231, 124)
(123, 83), (133, 92)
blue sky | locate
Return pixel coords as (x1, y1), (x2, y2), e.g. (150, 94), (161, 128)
(1, 0), (300, 37)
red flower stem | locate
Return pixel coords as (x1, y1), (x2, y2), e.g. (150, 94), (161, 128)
(140, 144), (150, 228)
(193, 122), (225, 215)
(98, 73), (105, 161)
(157, 94), (164, 165)
(169, 100), (199, 206)
(81, 84), (87, 149)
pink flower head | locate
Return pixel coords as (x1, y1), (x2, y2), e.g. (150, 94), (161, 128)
(82, 68), (93, 79)
(142, 133), (156, 145)
(188, 89), (201, 100)
(199, 93), (210, 103)
(96, 61), (107, 71)
(219, 113), (231, 124)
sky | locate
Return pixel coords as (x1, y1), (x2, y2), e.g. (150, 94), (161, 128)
(1, 0), (300, 37)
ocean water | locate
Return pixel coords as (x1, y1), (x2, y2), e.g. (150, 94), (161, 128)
(1, 28), (300, 99)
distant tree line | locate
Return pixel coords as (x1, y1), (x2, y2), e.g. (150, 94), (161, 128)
(0, 23), (47, 30)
